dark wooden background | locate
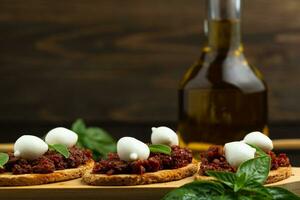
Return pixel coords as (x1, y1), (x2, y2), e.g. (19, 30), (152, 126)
(0, 0), (300, 143)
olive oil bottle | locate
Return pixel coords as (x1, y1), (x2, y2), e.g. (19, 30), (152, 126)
(178, 0), (268, 151)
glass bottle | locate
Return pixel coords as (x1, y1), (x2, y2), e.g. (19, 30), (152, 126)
(178, 0), (268, 152)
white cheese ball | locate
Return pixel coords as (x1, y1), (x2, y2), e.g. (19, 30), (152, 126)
(224, 141), (256, 167)
(117, 137), (150, 162)
(243, 131), (273, 152)
(45, 127), (78, 147)
(151, 126), (179, 146)
(14, 135), (49, 160)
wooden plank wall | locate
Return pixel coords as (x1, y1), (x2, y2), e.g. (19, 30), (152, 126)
(0, 0), (300, 125)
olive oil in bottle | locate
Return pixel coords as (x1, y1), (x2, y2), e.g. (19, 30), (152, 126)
(178, 0), (268, 151)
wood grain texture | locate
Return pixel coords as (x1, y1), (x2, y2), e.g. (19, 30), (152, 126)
(0, 0), (300, 124)
(0, 167), (300, 200)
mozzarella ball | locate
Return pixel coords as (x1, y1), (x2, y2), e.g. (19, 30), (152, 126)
(224, 141), (256, 167)
(117, 137), (150, 162)
(45, 127), (78, 147)
(151, 126), (179, 146)
(14, 135), (49, 160)
(243, 131), (273, 152)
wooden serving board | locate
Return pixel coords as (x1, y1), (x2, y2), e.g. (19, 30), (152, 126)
(0, 168), (299, 200)
(1, 143), (300, 200)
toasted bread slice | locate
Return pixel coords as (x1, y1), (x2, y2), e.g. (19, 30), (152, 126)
(82, 160), (198, 186)
(195, 166), (292, 184)
(0, 160), (94, 186)
(266, 166), (292, 184)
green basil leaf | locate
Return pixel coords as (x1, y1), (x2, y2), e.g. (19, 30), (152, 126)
(149, 144), (171, 155)
(71, 119), (117, 160)
(97, 143), (117, 154)
(71, 119), (86, 136)
(162, 187), (198, 200)
(234, 172), (246, 192)
(161, 151), (300, 200)
(86, 127), (115, 144)
(162, 181), (227, 200)
(266, 187), (300, 200)
(71, 119), (86, 135)
(237, 193), (270, 200)
(49, 144), (70, 158)
(206, 171), (236, 189)
(92, 151), (102, 161)
(0, 153), (9, 168)
(247, 144), (268, 157)
(237, 156), (271, 184)
(80, 134), (116, 160)
(82, 137), (115, 152)
(236, 195), (252, 200)
(241, 180), (272, 198)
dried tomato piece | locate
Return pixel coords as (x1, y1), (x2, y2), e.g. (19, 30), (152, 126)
(92, 145), (193, 175)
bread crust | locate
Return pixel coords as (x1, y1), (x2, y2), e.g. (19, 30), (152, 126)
(82, 160), (198, 186)
(265, 166), (292, 184)
(0, 160), (94, 186)
(195, 165), (292, 184)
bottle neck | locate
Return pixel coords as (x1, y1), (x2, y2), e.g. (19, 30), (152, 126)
(205, 0), (242, 52)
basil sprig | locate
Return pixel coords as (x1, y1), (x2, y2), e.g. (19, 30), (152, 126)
(72, 119), (117, 160)
(149, 144), (172, 155)
(49, 144), (70, 158)
(163, 147), (300, 200)
(237, 156), (271, 184)
(247, 143), (268, 157)
(0, 153), (9, 168)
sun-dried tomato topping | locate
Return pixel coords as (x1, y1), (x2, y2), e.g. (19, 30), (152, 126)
(199, 146), (236, 174)
(93, 145), (193, 175)
(199, 145), (290, 175)
(0, 146), (92, 174)
(268, 151), (290, 170)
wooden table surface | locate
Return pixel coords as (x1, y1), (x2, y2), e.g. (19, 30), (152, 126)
(1, 141), (300, 200)
(0, 168), (300, 200)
